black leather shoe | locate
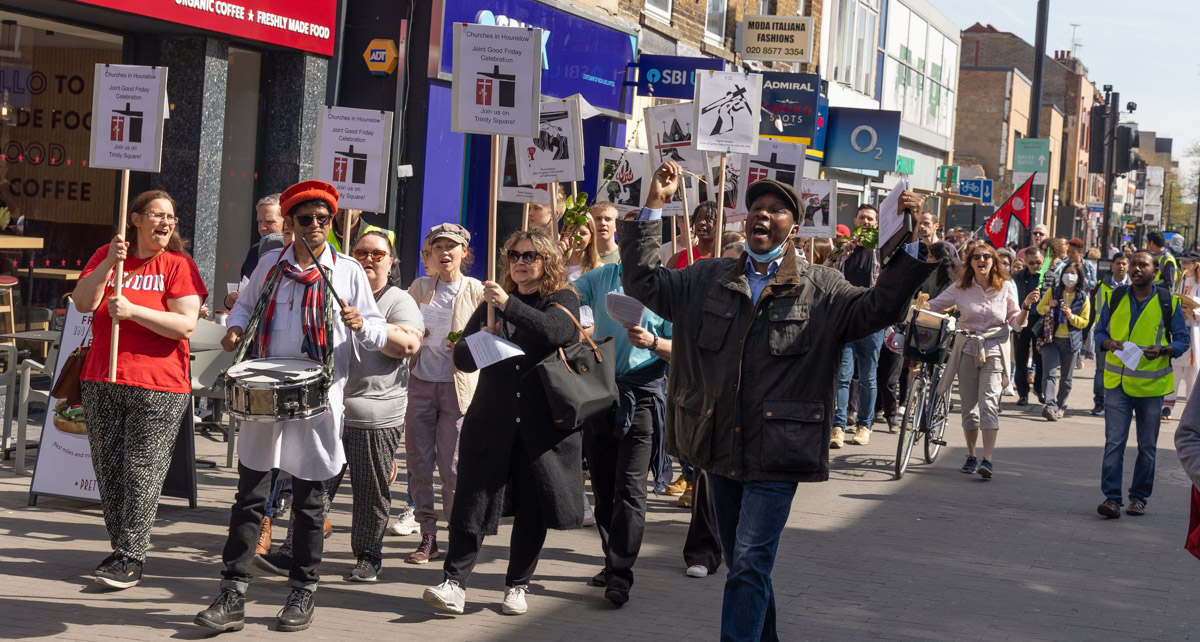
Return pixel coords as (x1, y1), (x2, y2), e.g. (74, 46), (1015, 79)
(604, 576), (630, 606)
(589, 567), (609, 587)
(277, 588), (315, 632)
(195, 588), (245, 632)
(1016, 396), (1028, 407)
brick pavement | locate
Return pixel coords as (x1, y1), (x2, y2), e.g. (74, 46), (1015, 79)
(2, 360), (1199, 640)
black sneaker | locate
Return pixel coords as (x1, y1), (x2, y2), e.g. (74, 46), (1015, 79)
(254, 551), (293, 577)
(1162, 407), (1172, 420)
(1090, 404), (1105, 416)
(95, 552), (121, 576)
(194, 588), (245, 632)
(1016, 396), (1028, 407)
(589, 567), (610, 587)
(604, 576), (630, 606)
(348, 555), (381, 582)
(977, 459), (993, 479)
(961, 456), (978, 474)
(95, 555), (142, 589)
(277, 588), (315, 632)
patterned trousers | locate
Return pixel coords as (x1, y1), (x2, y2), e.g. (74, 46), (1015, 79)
(81, 381), (189, 562)
(280, 424), (402, 560)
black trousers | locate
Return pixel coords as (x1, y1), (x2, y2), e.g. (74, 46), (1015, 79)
(584, 397), (654, 586)
(443, 437), (547, 589)
(876, 346), (904, 418)
(221, 463), (327, 592)
(1014, 327), (1043, 400)
(683, 469), (723, 573)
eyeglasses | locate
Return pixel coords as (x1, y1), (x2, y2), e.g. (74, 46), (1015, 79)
(1032, 231), (1047, 237)
(507, 250), (542, 265)
(293, 213), (333, 227)
(142, 212), (177, 224)
(971, 254), (993, 262)
(354, 249), (390, 262)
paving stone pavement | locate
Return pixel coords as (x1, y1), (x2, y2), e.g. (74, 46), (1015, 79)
(2, 359), (1199, 641)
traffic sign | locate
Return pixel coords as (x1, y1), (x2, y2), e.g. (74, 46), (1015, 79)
(981, 180), (993, 205)
(958, 178), (982, 198)
(1013, 138), (1050, 186)
(939, 165), (958, 186)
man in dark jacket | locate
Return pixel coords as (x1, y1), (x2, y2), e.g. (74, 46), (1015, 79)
(1012, 246), (1045, 406)
(619, 162), (935, 641)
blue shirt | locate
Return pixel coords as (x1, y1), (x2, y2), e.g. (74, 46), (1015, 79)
(745, 255), (782, 303)
(1095, 288), (1190, 357)
(573, 263), (673, 376)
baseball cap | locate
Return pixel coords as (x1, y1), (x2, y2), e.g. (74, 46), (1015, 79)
(426, 223), (471, 247)
(744, 178), (800, 220)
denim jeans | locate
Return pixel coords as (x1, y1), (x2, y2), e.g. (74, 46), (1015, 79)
(1041, 336), (1077, 411)
(835, 329), (885, 428)
(707, 473), (798, 642)
(1093, 351), (1106, 407)
(1101, 387), (1163, 505)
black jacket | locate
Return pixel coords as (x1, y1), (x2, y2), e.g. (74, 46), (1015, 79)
(619, 219), (935, 483)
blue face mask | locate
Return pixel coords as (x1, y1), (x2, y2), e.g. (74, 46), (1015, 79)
(747, 242), (787, 263)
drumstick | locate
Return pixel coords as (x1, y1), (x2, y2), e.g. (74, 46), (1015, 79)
(298, 236), (346, 310)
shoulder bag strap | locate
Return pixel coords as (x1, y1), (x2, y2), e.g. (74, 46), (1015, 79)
(549, 301), (604, 364)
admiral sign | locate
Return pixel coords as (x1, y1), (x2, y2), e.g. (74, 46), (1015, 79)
(736, 15), (814, 63)
(759, 72), (819, 144)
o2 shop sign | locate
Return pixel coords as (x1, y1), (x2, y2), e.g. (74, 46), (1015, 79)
(822, 107), (901, 172)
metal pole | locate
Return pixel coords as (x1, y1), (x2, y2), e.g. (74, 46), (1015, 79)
(1101, 91), (1119, 251)
(1193, 170), (1200, 252)
(1028, 0), (1050, 151)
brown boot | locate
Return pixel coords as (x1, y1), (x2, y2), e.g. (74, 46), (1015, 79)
(255, 516), (272, 556)
(323, 518), (333, 539)
(677, 483), (694, 508)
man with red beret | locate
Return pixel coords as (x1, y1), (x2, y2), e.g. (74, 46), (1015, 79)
(195, 180), (389, 633)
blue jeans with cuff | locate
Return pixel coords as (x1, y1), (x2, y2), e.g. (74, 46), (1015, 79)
(1101, 386), (1163, 505)
(835, 329), (885, 428)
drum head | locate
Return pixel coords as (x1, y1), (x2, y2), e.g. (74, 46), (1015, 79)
(227, 357), (324, 384)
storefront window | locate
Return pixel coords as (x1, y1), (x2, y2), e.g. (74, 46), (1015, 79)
(705, 0), (727, 43)
(882, 4), (956, 136)
(215, 47), (262, 296)
(833, 0), (879, 97)
(0, 13), (122, 267)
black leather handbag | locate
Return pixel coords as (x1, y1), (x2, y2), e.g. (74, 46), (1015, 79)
(535, 303), (618, 430)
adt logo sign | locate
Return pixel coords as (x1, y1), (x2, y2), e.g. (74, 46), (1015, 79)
(636, 54), (724, 100)
(369, 49), (387, 63)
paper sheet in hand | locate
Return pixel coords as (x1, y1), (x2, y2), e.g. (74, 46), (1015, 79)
(420, 304), (453, 346)
(465, 331), (525, 368)
(877, 178), (906, 245)
(606, 292), (645, 326)
(1115, 341), (1146, 371)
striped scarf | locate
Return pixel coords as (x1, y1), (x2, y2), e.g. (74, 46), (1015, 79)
(253, 261), (330, 362)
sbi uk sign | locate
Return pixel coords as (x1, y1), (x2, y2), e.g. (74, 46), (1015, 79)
(636, 54), (725, 100)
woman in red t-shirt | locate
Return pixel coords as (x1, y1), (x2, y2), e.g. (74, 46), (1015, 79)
(73, 190), (208, 590)
(671, 201), (720, 269)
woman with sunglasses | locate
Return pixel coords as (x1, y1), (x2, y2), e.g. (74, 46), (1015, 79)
(74, 190), (208, 590)
(926, 242), (1039, 478)
(424, 229), (583, 617)
(1036, 260), (1091, 421)
(402, 223), (484, 565)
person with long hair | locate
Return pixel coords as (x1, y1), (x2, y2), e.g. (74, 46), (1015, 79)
(564, 210), (602, 281)
(74, 190), (208, 590)
(423, 229), (583, 617)
(672, 201), (720, 268)
(1036, 261), (1091, 421)
(403, 223), (484, 564)
(926, 242), (1038, 478)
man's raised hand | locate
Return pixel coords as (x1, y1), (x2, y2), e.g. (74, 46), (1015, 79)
(645, 162), (682, 210)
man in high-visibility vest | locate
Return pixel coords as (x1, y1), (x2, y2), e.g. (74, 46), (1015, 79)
(1091, 252), (1130, 416)
(327, 208), (395, 253)
(1094, 250), (1190, 519)
(1147, 231), (1178, 290)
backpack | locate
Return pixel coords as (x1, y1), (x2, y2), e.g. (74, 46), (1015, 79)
(1107, 285), (1176, 343)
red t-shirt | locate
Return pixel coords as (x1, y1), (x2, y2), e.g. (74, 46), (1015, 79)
(80, 246), (209, 393)
(674, 247), (713, 269)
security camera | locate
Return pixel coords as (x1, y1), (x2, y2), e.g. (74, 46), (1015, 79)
(1126, 101), (1137, 112)
(1103, 84), (1113, 92)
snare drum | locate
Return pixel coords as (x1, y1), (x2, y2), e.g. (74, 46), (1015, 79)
(224, 357), (328, 422)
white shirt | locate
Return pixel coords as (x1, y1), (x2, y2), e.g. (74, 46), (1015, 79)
(228, 243), (388, 480)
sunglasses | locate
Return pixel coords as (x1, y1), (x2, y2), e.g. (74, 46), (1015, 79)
(293, 213), (333, 227)
(972, 254), (993, 262)
(507, 250), (542, 265)
(354, 249), (390, 262)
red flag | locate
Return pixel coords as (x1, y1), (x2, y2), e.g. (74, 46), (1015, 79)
(1187, 486), (1200, 561)
(983, 208), (1010, 248)
(1000, 172), (1036, 228)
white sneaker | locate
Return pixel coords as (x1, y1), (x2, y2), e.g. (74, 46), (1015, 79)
(388, 508), (419, 536)
(582, 505), (595, 527)
(686, 565), (709, 578)
(1002, 385), (1016, 397)
(423, 579), (466, 614)
(502, 585), (529, 615)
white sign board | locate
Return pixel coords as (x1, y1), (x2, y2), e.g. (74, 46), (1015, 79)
(798, 179), (837, 238)
(515, 96), (585, 185)
(499, 136), (550, 205)
(740, 140), (805, 194)
(450, 23), (542, 138)
(645, 102), (706, 217)
(693, 71), (763, 155)
(596, 147), (649, 216)
(706, 152), (746, 222)
(736, 16), (814, 63)
(314, 106), (393, 213)
(89, 64), (168, 172)
(29, 308), (98, 502)
(1013, 171), (1048, 187)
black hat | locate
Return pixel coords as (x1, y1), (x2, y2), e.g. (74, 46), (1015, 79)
(744, 178), (800, 221)
(1179, 249), (1200, 262)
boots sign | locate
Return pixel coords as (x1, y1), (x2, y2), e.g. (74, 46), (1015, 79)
(88, 64), (167, 172)
(314, 106), (394, 213)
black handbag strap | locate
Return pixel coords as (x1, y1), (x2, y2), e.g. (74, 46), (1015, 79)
(549, 302), (605, 370)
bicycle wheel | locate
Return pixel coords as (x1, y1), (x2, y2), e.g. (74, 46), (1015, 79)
(894, 375), (925, 479)
(925, 390), (950, 463)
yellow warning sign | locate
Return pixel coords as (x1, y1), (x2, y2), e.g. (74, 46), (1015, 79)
(363, 39), (398, 76)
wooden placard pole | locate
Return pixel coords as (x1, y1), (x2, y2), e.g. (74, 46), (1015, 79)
(108, 169), (130, 382)
(521, 202), (530, 231)
(550, 180), (561, 245)
(488, 135), (499, 328)
(716, 152), (727, 247)
(571, 181), (578, 199)
(680, 178), (695, 267)
(342, 208), (353, 252)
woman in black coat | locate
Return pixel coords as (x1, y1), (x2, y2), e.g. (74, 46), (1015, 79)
(423, 229), (583, 617)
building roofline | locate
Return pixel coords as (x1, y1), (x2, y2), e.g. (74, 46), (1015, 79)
(960, 65), (1032, 85)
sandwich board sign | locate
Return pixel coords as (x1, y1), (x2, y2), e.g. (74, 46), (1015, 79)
(314, 106), (394, 212)
(450, 23), (542, 138)
(89, 64), (168, 172)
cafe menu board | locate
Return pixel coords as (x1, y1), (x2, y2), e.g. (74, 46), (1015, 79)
(88, 64), (168, 172)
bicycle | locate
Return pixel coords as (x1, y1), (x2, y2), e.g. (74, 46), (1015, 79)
(894, 308), (964, 479)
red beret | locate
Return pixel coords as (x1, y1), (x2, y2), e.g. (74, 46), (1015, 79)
(280, 180), (339, 218)
(835, 224), (852, 238)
